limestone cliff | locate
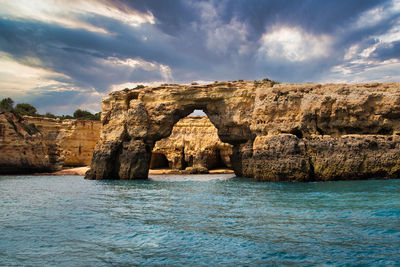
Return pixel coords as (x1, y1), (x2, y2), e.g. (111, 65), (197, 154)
(86, 81), (400, 181)
(151, 116), (232, 172)
(57, 119), (101, 167)
(21, 116), (101, 167)
(0, 114), (101, 174)
(0, 112), (62, 174)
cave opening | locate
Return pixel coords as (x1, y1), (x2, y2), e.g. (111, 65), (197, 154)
(150, 109), (233, 173)
(150, 153), (169, 169)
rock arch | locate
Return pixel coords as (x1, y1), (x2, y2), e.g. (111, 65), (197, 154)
(151, 115), (233, 172)
(85, 81), (400, 181)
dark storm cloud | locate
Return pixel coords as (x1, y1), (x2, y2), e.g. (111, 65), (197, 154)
(0, 0), (399, 114)
(372, 41), (400, 60)
(107, 0), (399, 81)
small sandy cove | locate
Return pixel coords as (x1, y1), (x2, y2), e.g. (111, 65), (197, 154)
(49, 167), (234, 176)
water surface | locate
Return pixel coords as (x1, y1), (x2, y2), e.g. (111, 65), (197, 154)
(0, 175), (399, 266)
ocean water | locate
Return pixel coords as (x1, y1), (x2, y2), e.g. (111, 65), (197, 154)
(0, 174), (399, 266)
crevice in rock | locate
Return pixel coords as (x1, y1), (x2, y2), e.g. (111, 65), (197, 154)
(290, 128), (303, 139)
(303, 140), (315, 181)
(6, 118), (22, 137)
(377, 127), (393, 135)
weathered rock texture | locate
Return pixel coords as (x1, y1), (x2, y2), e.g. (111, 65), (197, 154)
(85, 81), (400, 181)
(151, 116), (232, 173)
(0, 113), (101, 174)
(0, 112), (62, 174)
(21, 116), (101, 167)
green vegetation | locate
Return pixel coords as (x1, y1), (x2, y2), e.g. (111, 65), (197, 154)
(14, 103), (37, 116)
(0, 98), (14, 112)
(73, 109), (100, 120)
(0, 97), (100, 121)
(254, 77), (280, 87)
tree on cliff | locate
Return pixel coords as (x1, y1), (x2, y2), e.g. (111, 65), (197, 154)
(14, 103), (37, 116)
(0, 98), (14, 112)
(73, 109), (98, 120)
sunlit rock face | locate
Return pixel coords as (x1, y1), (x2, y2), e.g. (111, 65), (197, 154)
(151, 116), (232, 172)
(0, 112), (62, 174)
(85, 81), (400, 181)
(58, 120), (101, 167)
(0, 113), (101, 174)
(22, 116), (101, 167)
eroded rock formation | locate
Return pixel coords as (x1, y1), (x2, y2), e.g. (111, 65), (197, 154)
(21, 116), (101, 167)
(86, 81), (400, 181)
(0, 113), (101, 174)
(0, 112), (62, 174)
(151, 116), (232, 173)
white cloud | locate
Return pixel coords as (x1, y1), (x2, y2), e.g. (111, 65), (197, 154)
(190, 1), (251, 55)
(334, 1), (400, 83)
(343, 44), (360, 60)
(0, 0), (155, 34)
(258, 26), (332, 62)
(105, 57), (173, 81)
(352, 0), (400, 30)
(321, 60), (400, 83)
(0, 52), (76, 99)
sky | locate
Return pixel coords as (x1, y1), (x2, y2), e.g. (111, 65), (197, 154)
(0, 0), (399, 115)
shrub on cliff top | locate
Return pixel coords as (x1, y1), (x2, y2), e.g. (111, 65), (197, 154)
(14, 103), (37, 116)
(0, 98), (14, 112)
(73, 109), (99, 120)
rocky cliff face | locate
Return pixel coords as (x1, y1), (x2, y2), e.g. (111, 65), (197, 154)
(57, 120), (101, 167)
(22, 116), (101, 167)
(86, 81), (400, 181)
(0, 113), (101, 174)
(151, 116), (232, 173)
(0, 112), (62, 174)
(247, 83), (400, 181)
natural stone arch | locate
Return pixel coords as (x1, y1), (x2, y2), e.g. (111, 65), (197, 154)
(85, 81), (400, 181)
(86, 82), (257, 180)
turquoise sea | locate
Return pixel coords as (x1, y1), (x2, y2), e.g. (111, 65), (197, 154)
(0, 174), (399, 266)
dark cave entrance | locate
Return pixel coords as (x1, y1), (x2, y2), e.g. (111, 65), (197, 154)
(208, 149), (231, 170)
(149, 153), (169, 169)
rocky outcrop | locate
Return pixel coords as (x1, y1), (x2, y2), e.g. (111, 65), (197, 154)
(22, 116), (101, 167)
(0, 112), (62, 174)
(151, 116), (232, 173)
(0, 113), (101, 174)
(86, 81), (400, 181)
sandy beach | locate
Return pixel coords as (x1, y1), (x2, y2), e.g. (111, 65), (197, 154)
(49, 167), (234, 176)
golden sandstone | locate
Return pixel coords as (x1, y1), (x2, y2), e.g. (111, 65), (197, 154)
(85, 81), (400, 181)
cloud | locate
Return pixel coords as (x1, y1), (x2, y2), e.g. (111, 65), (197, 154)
(105, 57), (172, 81)
(0, 0), (155, 34)
(258, 26), (332, 62)
(189, 1), (251, 56)
(0, 52), (73, 98)
(0, 0), (399, 114)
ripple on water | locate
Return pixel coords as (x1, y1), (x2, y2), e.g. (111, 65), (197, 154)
(0, 175), (399, 266)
